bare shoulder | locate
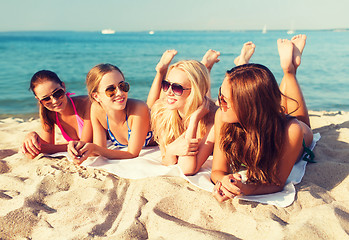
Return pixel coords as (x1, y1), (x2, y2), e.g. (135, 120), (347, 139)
(71, 95), (91, 116)
(284, 119), (303, 147)
(214, 108), (223, 126)
(208, 100), (219, 123)
(127, 99), (149, 116)
(90, 101), (104, 117)
(71, 95), (90, 105)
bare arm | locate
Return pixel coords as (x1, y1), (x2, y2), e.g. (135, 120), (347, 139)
(69, 101), (151, 163)
(21, 121), (68, 159)
(212, 114), (306, 202)
(79, 97), (93, 143)
(147, 50), (177, 108)
(162, 101), (215, 175)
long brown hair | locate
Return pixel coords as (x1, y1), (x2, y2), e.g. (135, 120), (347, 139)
(30, 70), (64, 131)
(221, 64), (288, 185)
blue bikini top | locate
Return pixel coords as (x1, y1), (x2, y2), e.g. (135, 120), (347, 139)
(106, 114), (153, 148)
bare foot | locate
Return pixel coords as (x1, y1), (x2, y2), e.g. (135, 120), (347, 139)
(155, 49), (177, 74)
(291, 34), (307, 69)
(201, 49), (220, 72)
(277, 38), (295, 74)
(234, 41), (256, 66)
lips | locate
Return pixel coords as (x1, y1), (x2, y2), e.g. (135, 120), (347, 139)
(113, 96), (126, 104)
(167, 97), (177, 105)
(52, 101), (63, 110)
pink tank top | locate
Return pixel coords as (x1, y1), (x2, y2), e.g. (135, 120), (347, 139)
(55, 93), (84, 141)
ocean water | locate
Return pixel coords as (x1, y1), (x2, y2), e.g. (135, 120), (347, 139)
(0, 30), (348, 117)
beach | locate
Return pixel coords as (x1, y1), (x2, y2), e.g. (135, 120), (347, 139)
(0, 110), (348, 239)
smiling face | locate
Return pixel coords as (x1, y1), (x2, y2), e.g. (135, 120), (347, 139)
(220, 77), (239, 123)
(93, 70), (128, 111)
(164, 67), (191, 114)
(33, 80), (67, 113)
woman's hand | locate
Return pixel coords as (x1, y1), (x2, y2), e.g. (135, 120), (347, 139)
(167, 134), (200, 157)
(67, 141), (95, 165)
(20, 131), (41, 158)
(191, 97), (210, 121)
(155, 49), (177, 74)
(212, 173), (244, 202)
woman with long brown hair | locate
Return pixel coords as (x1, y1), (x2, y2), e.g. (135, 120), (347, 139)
(211, 35), (313, 201)
(20, 70), (92, 158)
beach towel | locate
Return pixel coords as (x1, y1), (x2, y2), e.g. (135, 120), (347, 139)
(53, 133), (320, 208)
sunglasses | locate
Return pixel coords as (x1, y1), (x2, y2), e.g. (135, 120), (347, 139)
(218, 87), (231, 110)
(105, 81), (130, 97)
(161, 80), (191, 96)
(38, 88), (66, 105)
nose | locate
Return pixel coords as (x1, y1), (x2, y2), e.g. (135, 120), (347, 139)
(115, 86), (124, 96)
(51, 96), (58, 103)
(166, 86), (175, 96)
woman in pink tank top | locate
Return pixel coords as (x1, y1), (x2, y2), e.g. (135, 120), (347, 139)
(20, 70), (92, 159)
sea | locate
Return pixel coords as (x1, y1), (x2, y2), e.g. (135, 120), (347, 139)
(0, 30), (348, 118)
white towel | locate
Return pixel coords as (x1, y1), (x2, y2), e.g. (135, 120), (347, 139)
(52, 133), (320, 208)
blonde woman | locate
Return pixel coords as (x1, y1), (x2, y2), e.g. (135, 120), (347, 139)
(68, 63), (153, 164)
(147, 50), (220, 175)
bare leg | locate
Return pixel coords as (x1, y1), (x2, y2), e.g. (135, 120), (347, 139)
(277, 35), (310, 127)
(201, 49), (220, 73)
(234, 42), (256, 66)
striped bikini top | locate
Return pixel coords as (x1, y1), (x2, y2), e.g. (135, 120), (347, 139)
(106, 113), (153, 148)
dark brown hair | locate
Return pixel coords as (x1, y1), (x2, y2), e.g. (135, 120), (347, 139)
(30, 70), (64, 131)
(220, 64), (288, 185)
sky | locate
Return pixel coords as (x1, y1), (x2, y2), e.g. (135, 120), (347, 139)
(0, 0), (348, 32)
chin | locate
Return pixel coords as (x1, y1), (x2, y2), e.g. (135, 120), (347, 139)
(51, 101), (65, 112)
(166, 104), (178, 111)
(112, 103), (127, 111)
(221, 115), (237, 124)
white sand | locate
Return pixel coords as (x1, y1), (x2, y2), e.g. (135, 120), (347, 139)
(0, 111), (348, 239)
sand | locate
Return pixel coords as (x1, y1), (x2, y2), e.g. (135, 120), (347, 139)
(0, 111), (348, 239)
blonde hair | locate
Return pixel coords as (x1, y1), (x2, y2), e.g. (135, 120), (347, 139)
(151, 60), (215, 147)
(86, 63), (124, 101)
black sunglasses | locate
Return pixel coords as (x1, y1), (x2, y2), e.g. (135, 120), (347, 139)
(39, 88), (66, 104)
(105, 81), (130, 97)
(161, 80), (191, 96)
(218, 87), (231, 110)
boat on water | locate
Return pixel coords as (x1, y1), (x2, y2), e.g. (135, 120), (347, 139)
(101, 29), (115, 34)
(262, 25), (267, 34)
(287, 29), (295, 35)
(149, 30), (155, 35)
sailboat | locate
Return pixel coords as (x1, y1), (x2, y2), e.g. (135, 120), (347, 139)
(262, 25), (267, 34)
(287, 29), (295, 35)
(287, 22), (295, 34)
(101, 29), (115, 34)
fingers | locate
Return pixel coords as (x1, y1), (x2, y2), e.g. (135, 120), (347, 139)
(212, 181), (230, 202)
(186, 151), (198, 156)
(72, 143), (93, 165)
(67, 141), (78, 156)
(23, 140), (39, 156)
(226, 176), (243, 196)
(22, 132), (41, 156)
(68, 141), (88, 164)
